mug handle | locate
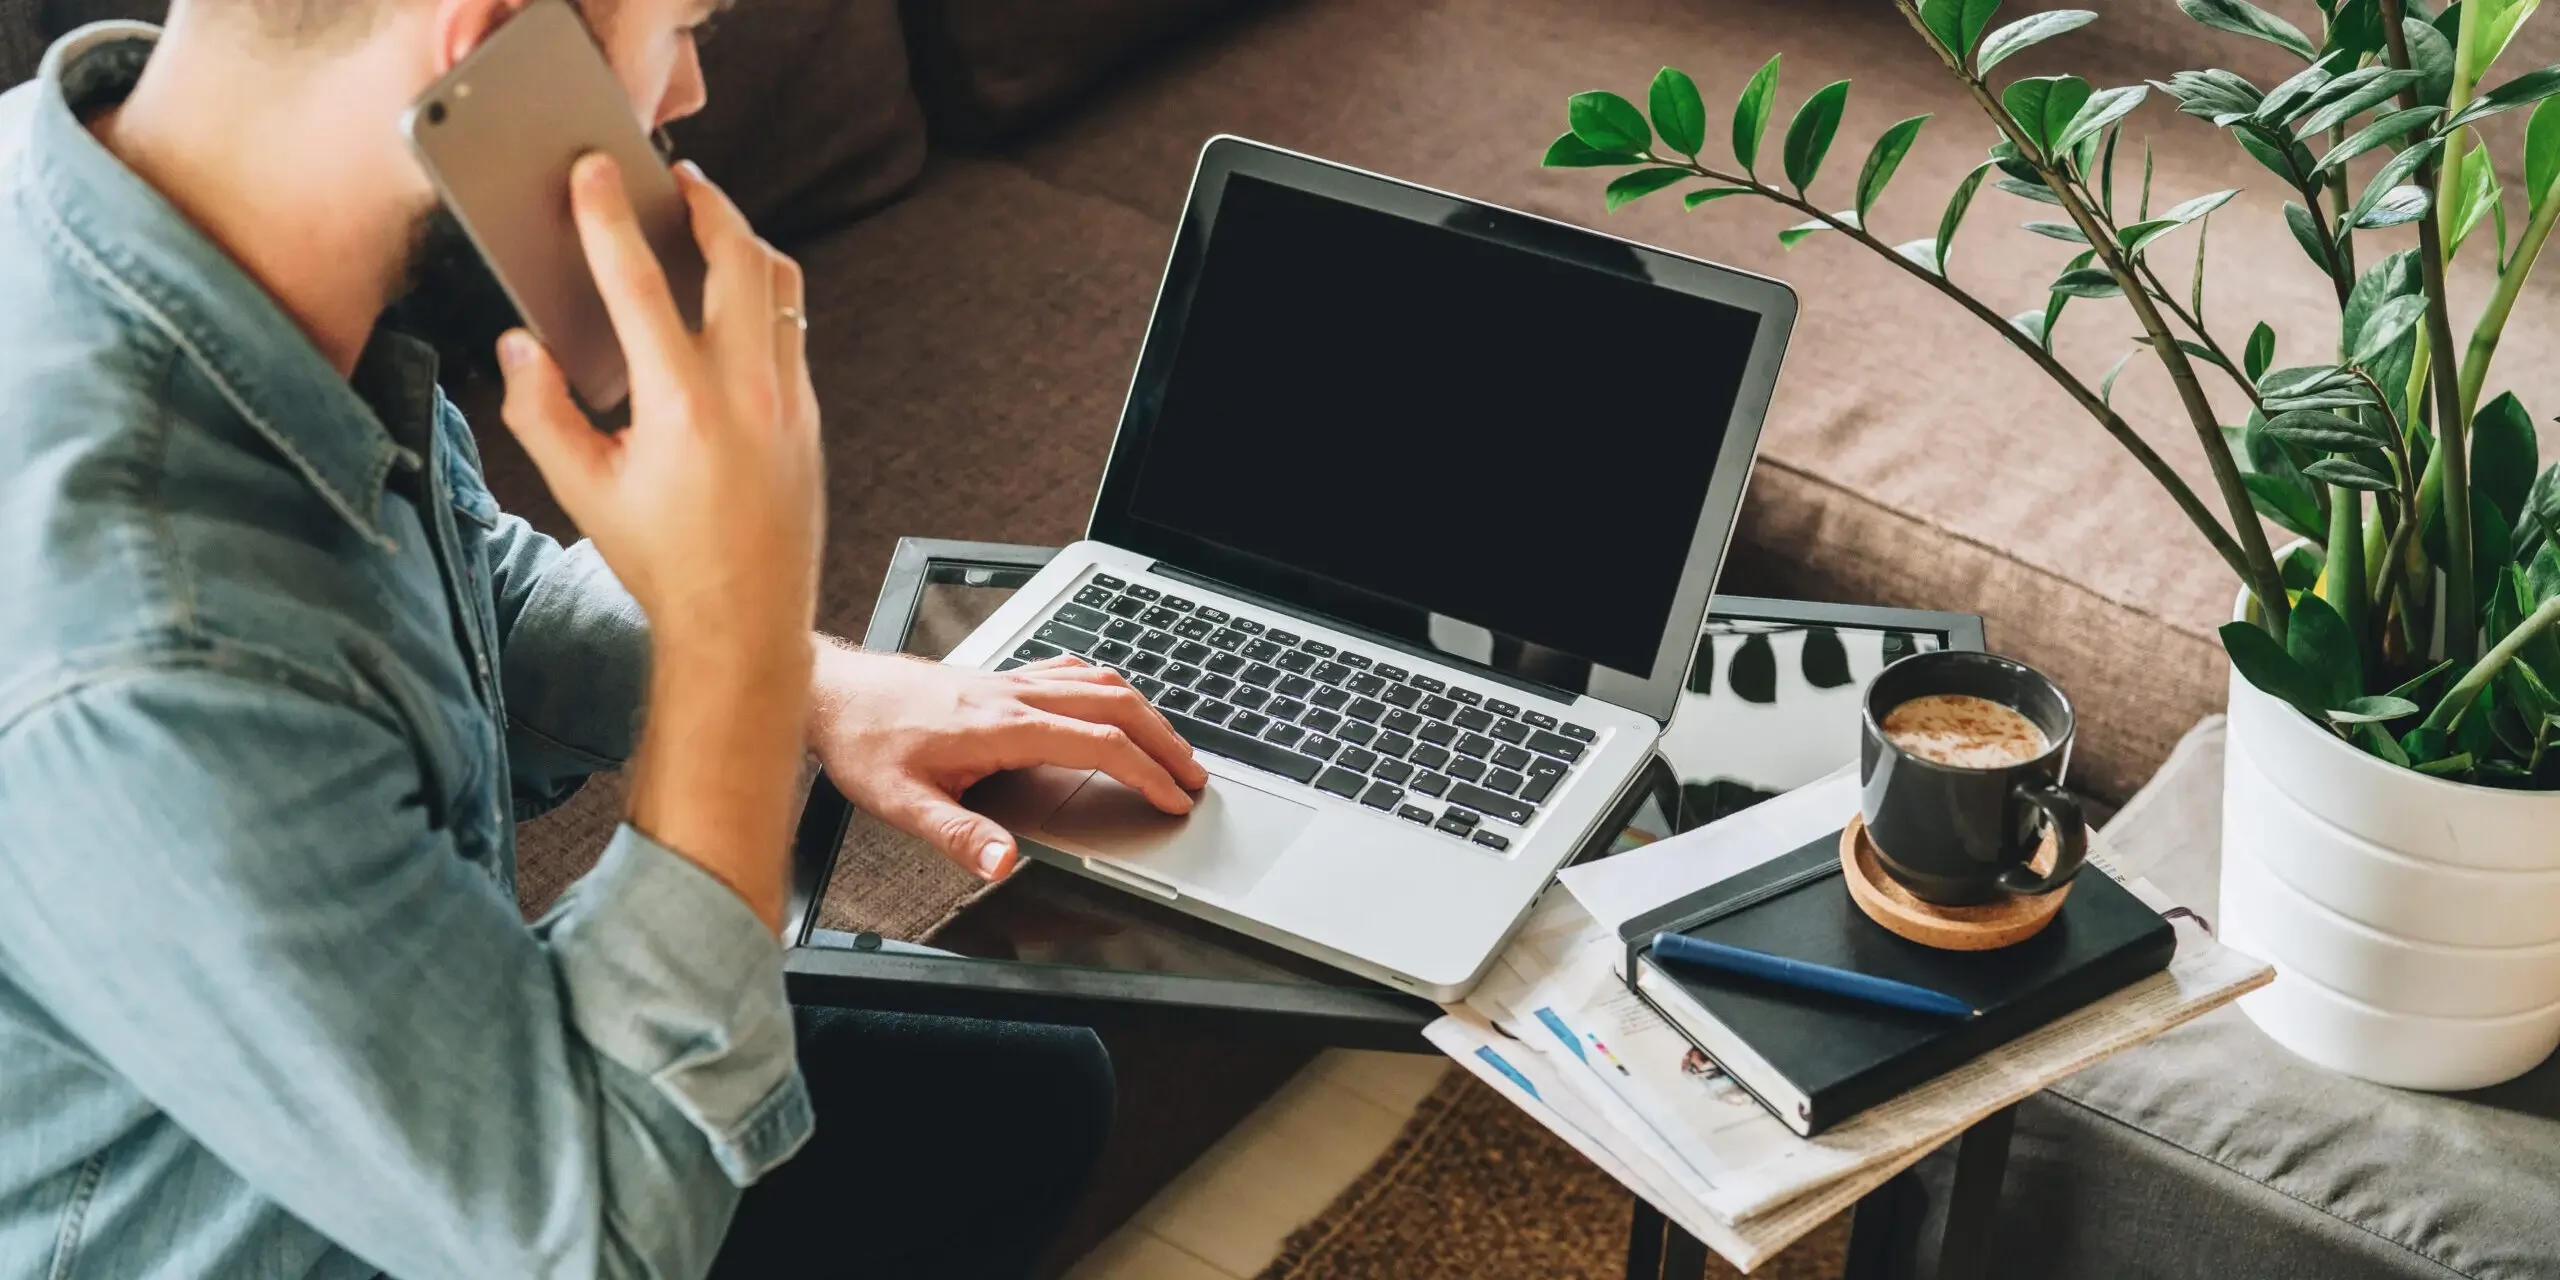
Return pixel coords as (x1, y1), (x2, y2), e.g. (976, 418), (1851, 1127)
(1995, 778), (2087, 897)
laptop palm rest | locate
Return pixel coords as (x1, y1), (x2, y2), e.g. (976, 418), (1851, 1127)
(1043, 774), (1311, 899)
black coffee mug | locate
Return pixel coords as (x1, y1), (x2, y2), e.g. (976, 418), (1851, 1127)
(1858, 651), (2086, 907)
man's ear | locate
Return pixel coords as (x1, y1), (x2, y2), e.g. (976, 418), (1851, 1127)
(429, 0), (534, 74)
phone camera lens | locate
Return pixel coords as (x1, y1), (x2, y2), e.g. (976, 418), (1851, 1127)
(424, 101), (447, 126)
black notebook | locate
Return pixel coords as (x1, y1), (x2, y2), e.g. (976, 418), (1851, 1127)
(1617, 832), (2174, 1136)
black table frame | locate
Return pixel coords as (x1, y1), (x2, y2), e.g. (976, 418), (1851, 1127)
(780, 538), (2015, 1280)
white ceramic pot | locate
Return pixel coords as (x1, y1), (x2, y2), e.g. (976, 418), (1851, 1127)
(2221, 587), (2560, 1090)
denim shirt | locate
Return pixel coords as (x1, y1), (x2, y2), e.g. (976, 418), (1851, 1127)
(0, 26), (810, 1280)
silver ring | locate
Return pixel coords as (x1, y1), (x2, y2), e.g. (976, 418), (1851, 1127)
(777, 305), (807, 332)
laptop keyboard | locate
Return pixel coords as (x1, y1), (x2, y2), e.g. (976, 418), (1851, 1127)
(996, 573), (1599, 852)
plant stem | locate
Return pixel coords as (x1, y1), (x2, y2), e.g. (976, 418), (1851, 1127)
(2422, 595), (2560, 731)
(2459, 188), (2560, 421)
(2383, 0), (2477, 667)
(2433, 0), (2489, 272)
(2326, 124), (2356, 285)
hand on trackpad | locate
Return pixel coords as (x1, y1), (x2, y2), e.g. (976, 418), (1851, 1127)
(1046, 774), (1312, 899)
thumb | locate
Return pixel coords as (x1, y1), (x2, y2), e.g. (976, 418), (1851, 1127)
(495, 330), (610, 505)
(882, 782), (1019, 881)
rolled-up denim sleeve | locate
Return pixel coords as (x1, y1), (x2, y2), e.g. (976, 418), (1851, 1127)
(0, 668), (808, 1280)
(484, 514), (652, 809)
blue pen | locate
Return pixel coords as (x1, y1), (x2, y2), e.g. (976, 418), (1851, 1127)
(1650, 932), (1977, 1019)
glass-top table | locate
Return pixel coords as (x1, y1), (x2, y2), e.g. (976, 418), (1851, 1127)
(779, 539), (1983, 1048)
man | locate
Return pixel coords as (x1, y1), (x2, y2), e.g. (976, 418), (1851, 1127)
(0, 0), (1208, 1274)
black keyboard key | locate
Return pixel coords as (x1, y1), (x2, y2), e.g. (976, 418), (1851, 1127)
(1173, 641), (1211, 665)
(1193, 700), (1234, 725)
(1412, 772), (1451, 798)
(1301, 639), (1338, 658)
(1242, 639), (1283, 662)
(1163, 596), (1197, 612)
(1033, 622), (1099, 654)
(1093, 640), (1133, 664)
(1338, 720), (1377, 746)
(1130, 675), (1165, 700)
(1491, 718), (1531, 745)
(1054, 603), (1110, 632)
(1206, 652), (1245, 676)
(1374, 732), (1414, 759)
(1312, 662), (1352, 685)
(1447, 687), (1482, 706)
(1453, 707), (1495, 733)
(1382, 709), (1424, 736)
(1197, 674), (1237, 699)
(1374, 758), (1414, 785)
(1231, 686), (1270, 710)
(1398, 804), (1435, 825)
(1073, 585), (1114, 608)
(1338, 746), (1380, 774)
(1455, 733), (1497, 759)
(1448, 783), (1534, 825)
(1311, 685), (1350, 710)
(1268, 697), (1306, 721)
(1441, 807), (1481, 828)
(1527, 730), (1586, 763)
(1160, 708), (1318, 784)
(1562, 723), (1597, 743)
(1417, 720), (1457, 746)
(1175, 616), (1215, 639)
(1382, 684), (1423, 709)
(1277, 675), (1316, 699)
(1410, 674), (1446, 693)
(1233, 618), (1265, 635)
(1484, 769), (1526, 796)
(1126, 584), (1162, 602)
(1125, 651), (1167, 675)
(1410, 743), (1451, 771)
(1105, 596), (1146, 619)
(1268, 629), (1302, 646)
(1103, 617), (1144, 642)
(1093, 573), (1128, 590)
(1207, 627), (1247, 651)
(996, 658), (1025, 671)
(1229, 710), (1271, 736)
(1276, 649), (1317, 674)
(1523, 711), (1559, 730)
(1346, 672), (1386, 697)
(1527, 756), (1567, 782)
(1359, 781), (1404, 811)
(1338, 652), (1373, 669)
(1142, 606), (1182, 629)
(1139, 629), (1177, 653)
(1471, 830), (1511, 852)
(1013, 639), (1064, 663)
(1417, 696), (1458, 721)
(1302, 708), (1342, 734)
(1493, 745), (1533, 772)
(1449, 757), (1487, 782)
(1195, 606), (1231, 625)
(1487, 698), (1522, 718)
(1435, 813), (1474, 838)
(1266, 722), (1305, 749)
(1315, 766), (1366, 799)
(1300, 735), (1342, 761)
(1163, 664), (1202, 687)
(1161, 688), (1199, 713)
(1346, 698), (1387, 723)
(1376, 663), (1411, 682)
(1242, 663), (1282, 687)
(1521, 770), (1559, 804)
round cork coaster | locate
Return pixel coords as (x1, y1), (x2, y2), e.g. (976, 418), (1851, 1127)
(1840, 814), (2068, 951)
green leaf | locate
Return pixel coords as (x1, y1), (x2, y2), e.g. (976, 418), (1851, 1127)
(2057, 85), (2148, 153)
(2049, 266), (2124, 297)
(2448, 138), (2501, 257)
(2356, 185), (2433, 228)
(1733, 55), (1781, 174)
(2120, 187), (2240, 255)
(2347, 137), (2444, 228)
(2401, 724), (2451, 764)
(2221, 621), (2332, 719)
(1895, 237), (1943, 270)
(2100, 350), (2137, 404)
(2353, 293), (2429, 364)
(1988, 138), (2042, 185)
(2415, 751), (2478, 776)
(1544, 133), (1642, 168)
(1778, 212), (1855, 247)
(2305, 456), (2397, 491)
(2003, 76), (2093, 152)
(1920, 0), (2004, 58)
(2280, 538), (2328, 591)
(2385, 658), (2460, 704)
(2535, 540), (2560, 603)
(2254, 62), (2337, 128)
(2010, 310), (2049, 345)
(2178, 0), (2316, 60)
(2236, 125), (2314, 183)
(1569, 91), (1651, 153)
(2472, 391), (2541, 530)
(2295, 67), (2426, 136)
(2284, 201), (2332, 272)
(2405, 17), (2455, 107)
(2325, 0), (2389, 63)
(2245, 471), (2329, 538)
(2356, 722), (2415, 766)
(2342, 249), (2422, 351)
(2245, 322), (2276, 381)
(1604, 167), (1691, 212)
(2445, 65), (2560, 131)
(1684, 187), (1750, 209)
(2265, 408), (2389, 451)
(1976, 10), (2096, 71)
(2286, 590), (2364, 706)
(2518, 465), (2560, 560)
(2023, 220), (2091, 242)
(1857, 115), (1932, 221)
(1934, 161), (1993, 272)
(2477, 0), (2545, 70)
(2328, 696), (2423, 723)
(1997, 176), (2066, 205)
(2315, 105), (2443, 173)
(2528, 98), (2560, 212)
(1649, 67), (1708, 158)
(1782, 80), (1852, 192)
(2259, 364), (2356, 397)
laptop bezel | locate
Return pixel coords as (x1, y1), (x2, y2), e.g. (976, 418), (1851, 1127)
(1085, 135), (1797, 725)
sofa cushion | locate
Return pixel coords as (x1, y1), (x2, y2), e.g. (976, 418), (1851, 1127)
(900, 0), (1252, 144)
(995, 0), (2560, 804)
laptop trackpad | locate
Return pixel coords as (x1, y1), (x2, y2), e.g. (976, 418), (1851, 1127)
(1047, 776), (1310, 899)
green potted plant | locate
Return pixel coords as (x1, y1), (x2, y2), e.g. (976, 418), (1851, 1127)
(1544, 0), (2560, 1088)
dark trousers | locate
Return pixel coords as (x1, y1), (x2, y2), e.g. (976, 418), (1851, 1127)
(710, 1006), (1116, 1280)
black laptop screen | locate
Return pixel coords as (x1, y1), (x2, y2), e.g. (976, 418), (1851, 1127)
(1111, 172), (1762, 680)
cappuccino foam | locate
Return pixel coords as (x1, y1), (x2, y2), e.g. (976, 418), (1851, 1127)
(1883, 694), (2048, 769)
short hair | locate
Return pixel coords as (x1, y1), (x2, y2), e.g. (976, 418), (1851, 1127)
(193, 0), (615, 49)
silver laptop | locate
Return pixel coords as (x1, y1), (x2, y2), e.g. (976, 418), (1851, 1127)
(943, 137), (1796, 1001)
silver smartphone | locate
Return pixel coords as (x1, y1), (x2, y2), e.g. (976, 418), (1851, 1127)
(401, 0), (706, 411)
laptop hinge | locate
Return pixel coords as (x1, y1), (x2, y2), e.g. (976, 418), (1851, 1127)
(1146, 562), (1582, 704)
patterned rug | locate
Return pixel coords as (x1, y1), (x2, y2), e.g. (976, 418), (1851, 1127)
(1257, 1071), (1847, 1280)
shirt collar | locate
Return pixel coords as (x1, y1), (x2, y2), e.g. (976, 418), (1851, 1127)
(26, 23), (431, 550)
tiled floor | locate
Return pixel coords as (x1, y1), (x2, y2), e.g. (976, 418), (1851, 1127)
(1065, 1050), (1452, 1280)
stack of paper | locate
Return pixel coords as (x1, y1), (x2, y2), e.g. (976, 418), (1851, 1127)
(1425, 768), (2272, 1272)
